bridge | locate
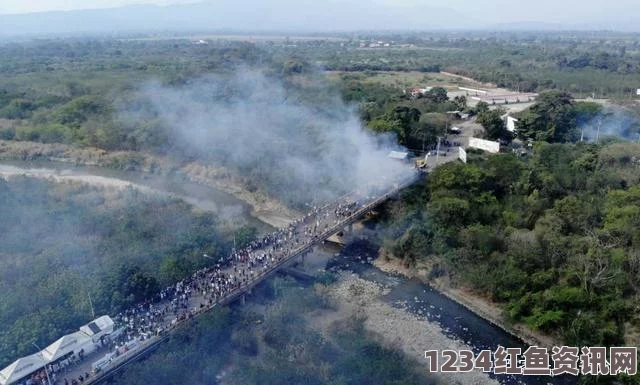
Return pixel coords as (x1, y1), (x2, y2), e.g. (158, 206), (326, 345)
(218, 173), (421, 306)
(2, 172), (422, 385)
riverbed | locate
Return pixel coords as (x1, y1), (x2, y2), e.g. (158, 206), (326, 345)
(323, 240), (577, 385)
(0, 160), (273, 233)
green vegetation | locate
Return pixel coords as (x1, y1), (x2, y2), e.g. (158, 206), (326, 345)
(0, 39), (269, 152)
(477, 107), (509, 141)
(0, 177), (242, 367)
(384, 141), (640, 353)
(315, 32), (640, 97)
(108, 277), (433, 385)
(341, 84), (457, 152)
(2, 32), (638, 157)
(516, 91), (603, 142)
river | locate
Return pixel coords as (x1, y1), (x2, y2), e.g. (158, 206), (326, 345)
(0, 160), (576, 385)
(324, 240), (577, 385)
(0, 160), (272, 233)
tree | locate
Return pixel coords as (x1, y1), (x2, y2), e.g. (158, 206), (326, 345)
(0, 99), (35, 119)
(603, 187), (640, 247)
(477, 108), (510, 141)
(572, 101), (602, 127)
(428, 196), (470, 229)
(475, 101), (490, 115)
(453, 95), (467, 110)
(389, 106), (421, 146)
(424, 87), (449, 104)
(282, 59), (308, 75)
(414, 112), (448, 150)
(367, 118), (398, 133)
(516, 91), (577, 143)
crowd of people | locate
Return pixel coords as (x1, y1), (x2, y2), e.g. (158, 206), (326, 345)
(109, 192), (371, 334)
(21, 351), (88, 385)
(19, 177), (417, 385)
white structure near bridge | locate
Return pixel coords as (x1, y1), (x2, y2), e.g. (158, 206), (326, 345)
(42, 332), (96, 363)
(0, 316), (114, 385)
(0, 353), (44, 385)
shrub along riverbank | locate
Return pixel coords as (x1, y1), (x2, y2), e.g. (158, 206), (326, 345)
(380, 141), (640, 356)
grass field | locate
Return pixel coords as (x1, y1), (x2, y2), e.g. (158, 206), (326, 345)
(325, 70), (490, 91)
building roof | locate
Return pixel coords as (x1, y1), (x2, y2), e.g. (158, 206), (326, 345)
(0, 316), (115, 384)
(41, 331), (93, 362)
(0, 354), (45, 385)
(79, 315), (114, 338)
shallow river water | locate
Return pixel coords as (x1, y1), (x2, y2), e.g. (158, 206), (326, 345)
(326, 240), (577, 385)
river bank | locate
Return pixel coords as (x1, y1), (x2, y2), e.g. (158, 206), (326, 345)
(373, 255), (558, 349)
(0, 140), (299, 227)
(318, 273), (500, 385)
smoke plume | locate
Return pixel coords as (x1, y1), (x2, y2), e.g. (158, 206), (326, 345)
(134, 69), (413, 208)
(579, 105), (640, 142)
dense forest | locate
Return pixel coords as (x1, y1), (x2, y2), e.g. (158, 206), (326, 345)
(308, 32), (640, 97)
(1, 32), (639, 152)
(383, 140), (640, 357)
(0, 39), (404, 209)
(0, 177), (248, 367)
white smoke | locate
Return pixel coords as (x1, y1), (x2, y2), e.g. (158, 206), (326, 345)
(136, 69), (414, 207)
(579, 105), (640, 142)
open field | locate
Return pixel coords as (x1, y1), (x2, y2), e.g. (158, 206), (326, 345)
(325, 70), (482, 90)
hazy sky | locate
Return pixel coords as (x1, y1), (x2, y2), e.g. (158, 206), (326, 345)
(0, 0), (196, 14)
(0, 0), (637, 25)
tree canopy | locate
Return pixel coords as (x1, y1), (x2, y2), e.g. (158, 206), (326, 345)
(384, 141), (640, 355)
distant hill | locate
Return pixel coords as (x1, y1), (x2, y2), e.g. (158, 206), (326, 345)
(488, 21), (566, 31)
(0, 1), (637, 37)
(0, 1), (473, 37)
(489, 21), (640, 32)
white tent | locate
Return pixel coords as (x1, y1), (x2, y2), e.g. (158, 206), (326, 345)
(79, 315), (115, 342)
(41, 331), (94, 362)
(0, 353), (45, 385)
